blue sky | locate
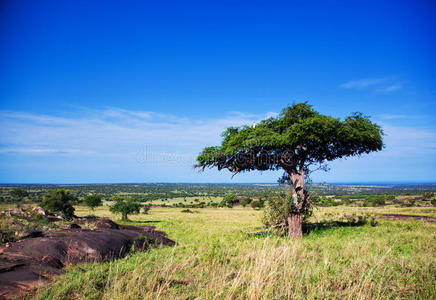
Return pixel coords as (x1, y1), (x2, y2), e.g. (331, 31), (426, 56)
(0, 0), (435, 183)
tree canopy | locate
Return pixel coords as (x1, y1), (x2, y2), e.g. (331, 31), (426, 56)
(196, 103), (383, 175)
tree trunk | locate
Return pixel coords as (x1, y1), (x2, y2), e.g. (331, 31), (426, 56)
(289, 170), (305, 206)
(280, 159), (306, 238)
(285, 167), (305, 238)
(288, 212), (303, 238)
(122, 213), (128, 221)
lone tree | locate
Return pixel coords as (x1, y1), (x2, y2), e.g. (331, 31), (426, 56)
(221, 193), (239, 206)
(196, 103), (383, 238)
(83, 194), (103, 211)
(41, 189), (76, 220)
(109, 199), (141, 221)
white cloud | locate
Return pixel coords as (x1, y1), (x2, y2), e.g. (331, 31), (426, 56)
(339, 77), (403, 93)
(1, 108), (434, 160)
(377, 123), (436, 157)
(1, 107), (434, 183)
(0, 147), (82, 154)
(339, 77), (388, 89)
(376, 84), (403, 94)
(0, 107), (272, 160)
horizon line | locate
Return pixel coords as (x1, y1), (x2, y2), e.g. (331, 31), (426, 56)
(1, 181), (435, 186)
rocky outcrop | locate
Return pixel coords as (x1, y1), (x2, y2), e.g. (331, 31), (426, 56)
(0, 219), (175, 299)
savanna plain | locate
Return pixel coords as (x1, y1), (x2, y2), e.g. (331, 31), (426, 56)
(1, 184), (435, 299)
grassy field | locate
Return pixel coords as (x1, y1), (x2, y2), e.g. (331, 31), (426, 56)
(32, 205), (436, 299)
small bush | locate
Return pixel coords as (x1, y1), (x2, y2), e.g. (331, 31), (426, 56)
(312, 196), (340, 207)
(240, 197), (253, 207)
(132, 234), (153, 251)
(250, 200), (261, 209)
(423, 192), (434, 200)
(261, 190), (313, 236)
(250, 199), (265, 210)
(142, 204), (151, 214)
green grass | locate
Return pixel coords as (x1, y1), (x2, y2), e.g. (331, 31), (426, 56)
(28, 205), (436, 299)
(317, 206), (436, 218)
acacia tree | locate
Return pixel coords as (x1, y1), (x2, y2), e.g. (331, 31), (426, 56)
(196, 103), (383, 238)
(109, 199), (141, 221)
(83, 194), (103, 211)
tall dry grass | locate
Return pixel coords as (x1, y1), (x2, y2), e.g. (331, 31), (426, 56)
(35, 206), (436, 299)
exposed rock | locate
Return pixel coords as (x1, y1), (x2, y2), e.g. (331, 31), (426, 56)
(0, 223), (175, 299)
(66, 223), (81, 229)
(5, 208), (27, 217)
(93, 218), (120, 229)
(14, 230), (43, 239)
(45, 215), (62, 222)
(31, 206), (46, 216)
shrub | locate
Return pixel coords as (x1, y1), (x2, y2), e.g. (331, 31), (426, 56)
(262, 190), (312, 236)
(250, 200), (264, 210)
(132, 234), (153, 251)
(362, 196), (386, 207)
(312, 195), (340, 207)
(423, 192), (434, 201)
(386, 195), (396, 201)
(41, 190), (76, 220)
(403, 198), (416, 207)
(142, 204), (151, 214)
(341, 196), (352, 205)
(373, 197), (386, 206)
(240, 197), (252, 207)
(221, 193), (238, 206)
